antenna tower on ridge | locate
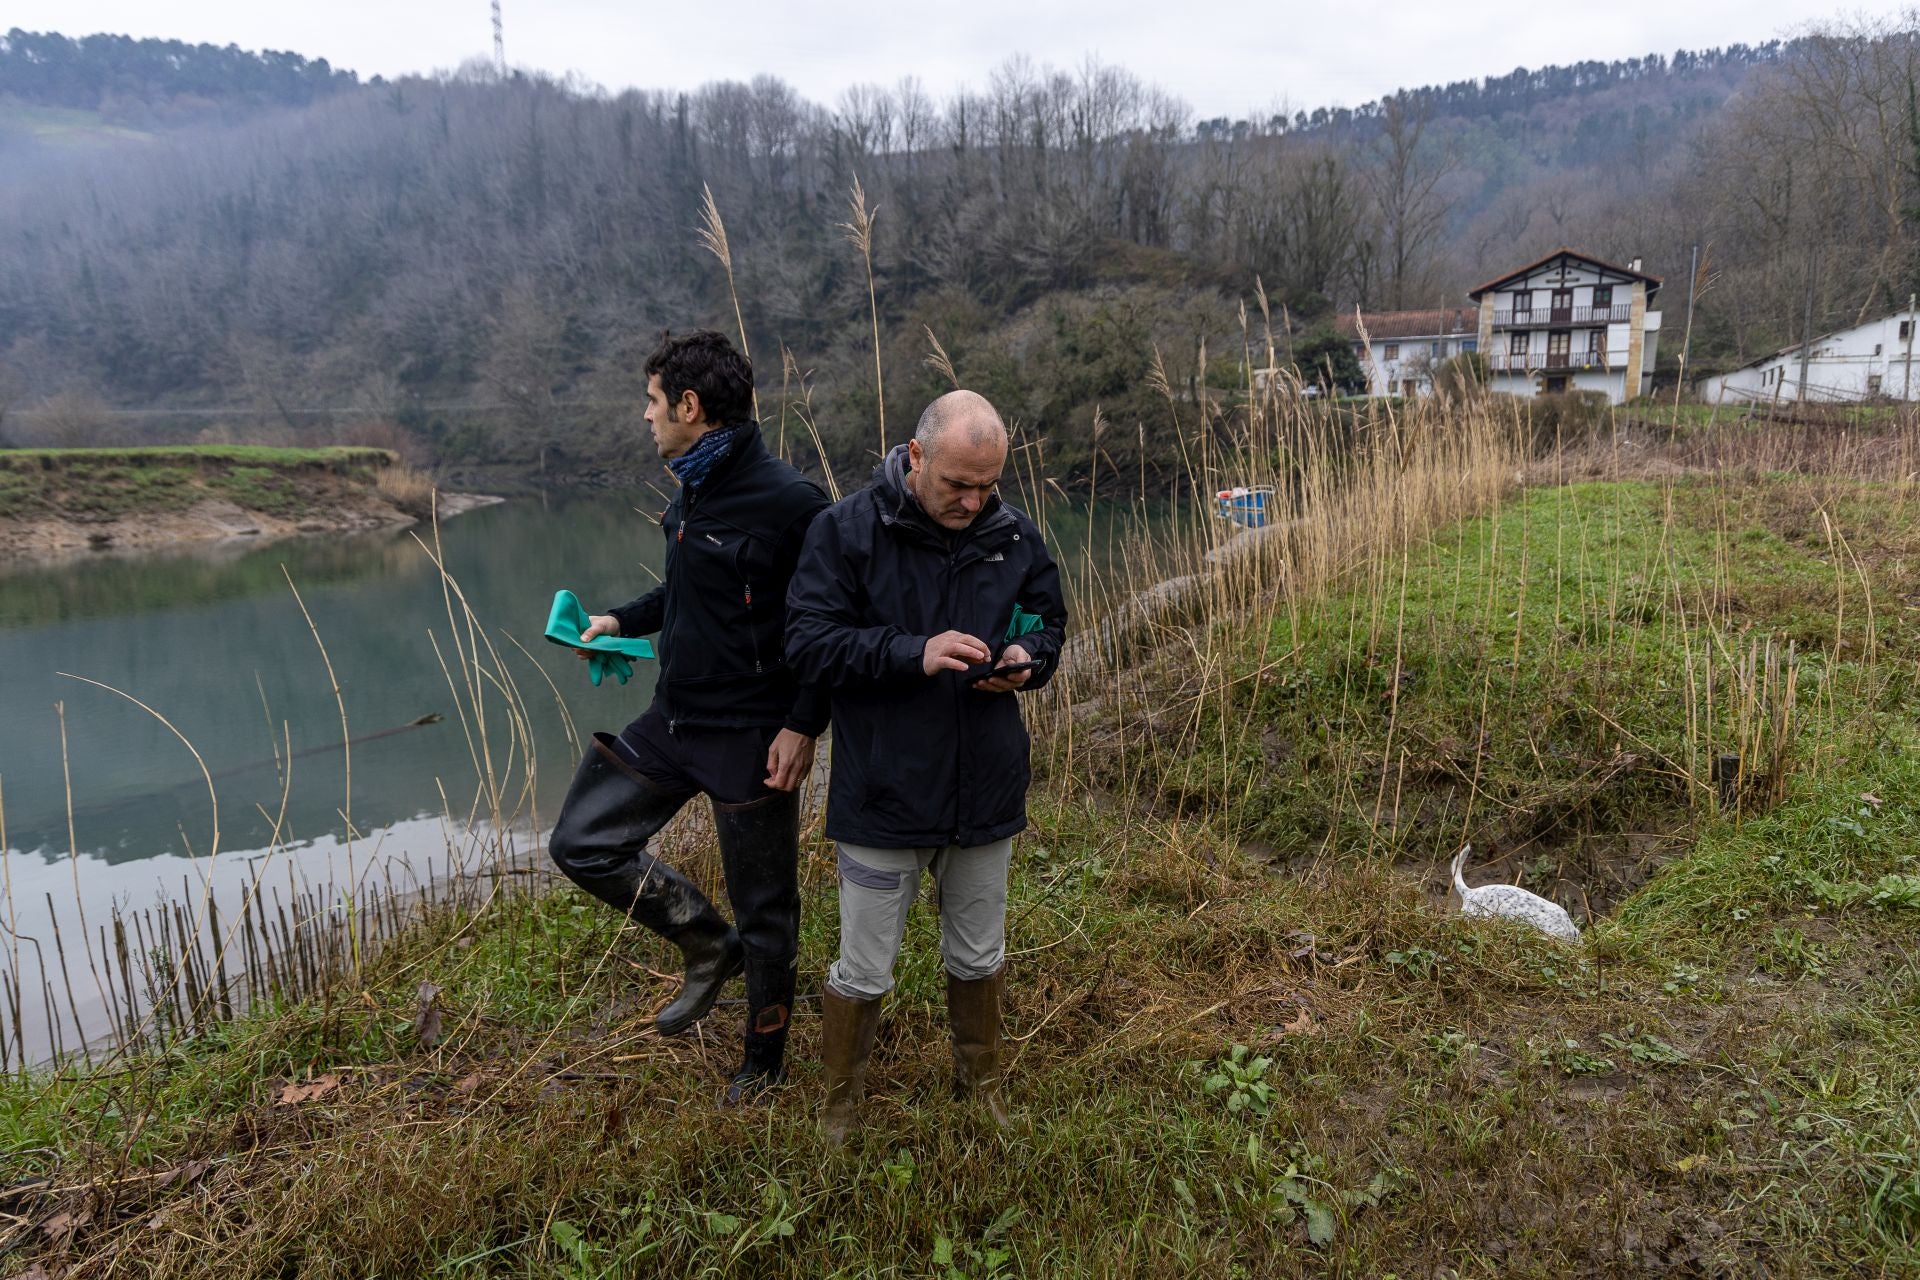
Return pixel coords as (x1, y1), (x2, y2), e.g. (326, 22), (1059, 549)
(491, 0), (505, 75)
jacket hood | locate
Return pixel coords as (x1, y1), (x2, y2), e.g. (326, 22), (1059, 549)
(871, 441), (1012, 541)
(872, 442), (913, 510)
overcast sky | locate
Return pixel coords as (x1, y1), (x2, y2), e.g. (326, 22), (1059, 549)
(8, 1), (1905, 118)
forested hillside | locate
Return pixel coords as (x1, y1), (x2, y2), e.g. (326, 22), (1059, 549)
(0, 30), (362, 133)
(0, 17), (1913, 482)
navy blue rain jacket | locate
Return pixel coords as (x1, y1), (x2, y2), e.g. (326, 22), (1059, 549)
(784, 444), (1068, 848)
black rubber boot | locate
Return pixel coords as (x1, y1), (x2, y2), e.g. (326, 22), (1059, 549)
(724, 956), (796, 1104)
(712, 789), (802, 1102)
(654, 918), (745, 1037)
(549, 733), (742, 1036)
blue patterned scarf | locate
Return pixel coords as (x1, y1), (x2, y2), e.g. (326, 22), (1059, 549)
(667, 424), (740, 490)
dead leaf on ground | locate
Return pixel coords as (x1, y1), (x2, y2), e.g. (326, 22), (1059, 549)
(451, 1072), (483, 1095)
(413, 981), (444, 1049)
(40, 1207), (92, 1240)
(276, 1072), (341, 1105)
(7, 1264), (57, 1280)
(152, 1159), (212, 1191)
(1281, 1007), (1316, 1036)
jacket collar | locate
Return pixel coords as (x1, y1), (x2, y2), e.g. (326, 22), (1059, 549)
(676, 420), (763, 497)
(872, 442), (1016, 548)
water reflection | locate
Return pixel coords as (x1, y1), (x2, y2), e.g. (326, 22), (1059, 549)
(1, 492), (669, 867)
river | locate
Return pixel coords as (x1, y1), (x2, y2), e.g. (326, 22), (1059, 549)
(0, 484), (1166, 1065)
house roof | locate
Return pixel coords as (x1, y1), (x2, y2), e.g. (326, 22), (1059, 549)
(1467, 247), (1663, 300)
(1333, 307), (1477, 342)
(1700, 309), (1915, 380)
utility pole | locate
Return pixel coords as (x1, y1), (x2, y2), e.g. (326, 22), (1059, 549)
(1904, 292), (1916, 402)
(492, 0), (505, 76)
(1796, 249), (1816, 404)
(1673, 243), (1699, 412)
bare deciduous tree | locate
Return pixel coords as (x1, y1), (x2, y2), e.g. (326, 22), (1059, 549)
(1361, 93), (1459, 309)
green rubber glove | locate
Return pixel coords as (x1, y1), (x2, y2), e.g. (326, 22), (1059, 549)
(1005, 604), (1046, 642)
(544, 589), (656, 687)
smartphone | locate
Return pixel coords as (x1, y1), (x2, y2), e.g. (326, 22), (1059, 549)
(962, 657), (1044, 684)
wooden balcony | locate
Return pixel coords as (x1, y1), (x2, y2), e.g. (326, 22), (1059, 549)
(1490, 351), (1612, 373)
(1491, 304), (1631, 328)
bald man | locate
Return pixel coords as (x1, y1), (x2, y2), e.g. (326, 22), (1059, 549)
(785, 391), (1067, 1143)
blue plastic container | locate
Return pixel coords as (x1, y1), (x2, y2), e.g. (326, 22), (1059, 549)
(1215, 486), (1273, 529)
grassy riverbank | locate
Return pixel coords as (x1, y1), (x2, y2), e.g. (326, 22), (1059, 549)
(5, 413), (1920, 1276)
(0, 446), (438, 556)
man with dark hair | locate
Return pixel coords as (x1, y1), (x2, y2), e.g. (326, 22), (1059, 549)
(785, 389), (1067, 1143)
(549, 329), (829, 1103)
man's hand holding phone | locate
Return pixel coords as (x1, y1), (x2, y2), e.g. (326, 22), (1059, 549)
(970, 644), (1038, 693)
(923, 630), (991, 676)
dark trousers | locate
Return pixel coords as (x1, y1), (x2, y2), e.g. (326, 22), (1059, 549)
(549, 703), (800, 966)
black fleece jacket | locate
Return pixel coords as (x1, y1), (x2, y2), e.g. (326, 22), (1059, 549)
(784, 445), (1068, 848)
(607, 422), (830, 736)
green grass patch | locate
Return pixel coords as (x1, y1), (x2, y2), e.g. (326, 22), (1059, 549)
(0, 101), (153, 144)
(0, 446), (395, 522)
(6, 471), (1920, 1275)
(1103, 480), (1907, 926)
(0, 445), (392, 469)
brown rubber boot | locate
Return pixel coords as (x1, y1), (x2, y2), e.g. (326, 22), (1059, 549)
(948, 965), (1010, 1128)
(819, 984), (882, 1146)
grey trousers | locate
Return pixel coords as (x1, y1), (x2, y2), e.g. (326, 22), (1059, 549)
(826, 839), (1014, 999)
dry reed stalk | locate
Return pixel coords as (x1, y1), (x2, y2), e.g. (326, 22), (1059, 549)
(840, 178), (885, 455)
(777, 345), (795, 461)
(52, 672), (229, 1059)
(416, 507), (545, 871)
(497, 629), (582, 759)
(697, 184), (759, 423)
(280, 568), (362, 976)
(375, 462), (436, 516)
(0, 777), (22, 1072)
(924, 325), (959, 389)
(54, 701), (115, 1039)
(780, 360), (842, 502)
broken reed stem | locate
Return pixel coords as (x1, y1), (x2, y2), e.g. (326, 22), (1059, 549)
(55, 700), (115, 1042)
(280, 568), (358, 976)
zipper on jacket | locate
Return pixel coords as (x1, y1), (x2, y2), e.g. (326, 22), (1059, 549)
(745, 579), (762, 672)
(945, 546), (965, 845)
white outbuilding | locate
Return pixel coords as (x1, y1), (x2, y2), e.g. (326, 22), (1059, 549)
(1697, 305), (1920, 404)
